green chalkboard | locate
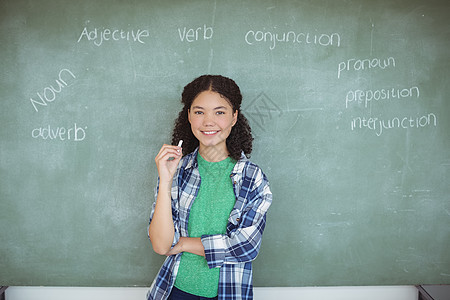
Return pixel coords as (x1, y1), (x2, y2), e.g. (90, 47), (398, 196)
(1, 0), (449, 287)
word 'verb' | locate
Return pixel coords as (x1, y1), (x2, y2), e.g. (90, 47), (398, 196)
(178, 24), (213, 42)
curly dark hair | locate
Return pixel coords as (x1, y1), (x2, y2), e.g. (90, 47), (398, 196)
(171, 75), (253, 161)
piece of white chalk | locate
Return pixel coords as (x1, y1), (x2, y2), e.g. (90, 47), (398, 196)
(177, 140), (183, 147)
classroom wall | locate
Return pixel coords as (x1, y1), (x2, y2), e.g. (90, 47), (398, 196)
(1, 0), (449, 288)
(5, 286), (418, 300)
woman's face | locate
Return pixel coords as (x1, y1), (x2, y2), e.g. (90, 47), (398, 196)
(188, 90), (238, 160)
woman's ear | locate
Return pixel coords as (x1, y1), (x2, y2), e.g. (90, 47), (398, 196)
(232, 110), (238, 127)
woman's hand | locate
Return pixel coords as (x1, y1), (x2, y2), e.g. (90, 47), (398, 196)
(165, 237), (205, 257)
(165, 239), (184, 256)
(154, 143), (183, 185)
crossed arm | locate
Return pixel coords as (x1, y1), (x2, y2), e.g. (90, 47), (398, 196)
(148, 144), (205, 257)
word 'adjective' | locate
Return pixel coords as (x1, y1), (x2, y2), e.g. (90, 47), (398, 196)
(77, 26), (150, 46)
(30, 69), (76, 112)
(32, 123), (87, 142)
(178, 24), (213, 42)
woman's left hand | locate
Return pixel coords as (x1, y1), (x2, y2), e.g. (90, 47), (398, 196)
(165, 239), (184, 256)
(165, 237), (205, 257)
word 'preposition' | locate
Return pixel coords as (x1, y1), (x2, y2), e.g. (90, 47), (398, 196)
(346, 86), (420, 108)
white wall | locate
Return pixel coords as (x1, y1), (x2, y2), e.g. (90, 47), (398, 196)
(5, 286), (418, 300)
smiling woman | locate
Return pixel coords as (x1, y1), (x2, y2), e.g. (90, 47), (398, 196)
(147, 75), (272, 300)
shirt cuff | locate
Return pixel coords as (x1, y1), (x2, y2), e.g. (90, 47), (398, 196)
(201, 234), (226, 269)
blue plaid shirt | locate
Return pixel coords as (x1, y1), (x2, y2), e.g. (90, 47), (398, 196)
(147, 148), (272, 300)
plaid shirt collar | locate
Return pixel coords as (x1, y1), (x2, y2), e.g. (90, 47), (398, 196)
(185, 147), (249, 175)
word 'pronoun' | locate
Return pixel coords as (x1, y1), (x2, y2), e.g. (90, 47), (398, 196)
(338, 57), (395, 79)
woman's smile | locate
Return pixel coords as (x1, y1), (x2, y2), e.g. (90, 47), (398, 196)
(201, 130), (220, 135)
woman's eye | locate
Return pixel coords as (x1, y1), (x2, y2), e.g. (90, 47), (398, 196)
(216, 111), (225, 115)
(194, 111), (203, 115)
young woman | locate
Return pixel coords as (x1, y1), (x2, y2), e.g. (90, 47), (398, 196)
(147, 75), (272, 300)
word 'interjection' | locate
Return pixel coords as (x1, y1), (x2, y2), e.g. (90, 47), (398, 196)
(77, 26), (150, 46)
(245, 29), (341, 50)
(32, 123), (87, 142)
(351, 113), (437, 136)
(30, 69), (76, 113)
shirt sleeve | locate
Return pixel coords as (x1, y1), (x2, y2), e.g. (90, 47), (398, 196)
(201, 167), (272, 269)
(147, 174), (181, 248)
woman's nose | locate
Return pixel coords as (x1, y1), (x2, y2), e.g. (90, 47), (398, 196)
(202, 113), (215, 126)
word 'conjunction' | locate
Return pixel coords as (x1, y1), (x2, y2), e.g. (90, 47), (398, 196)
(245, 29), (341, 50)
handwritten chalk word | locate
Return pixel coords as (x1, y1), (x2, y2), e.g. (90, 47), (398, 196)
(30, 69), (76, 113)
(351, 113), (437, 136)
(77, 26), (150, 46)
(337, 57), (395, 79)
(245, 29), (340, 50)
(178, 24), (213, 42)
(31, 123), (87, 141)
(345, 86), (420, 108)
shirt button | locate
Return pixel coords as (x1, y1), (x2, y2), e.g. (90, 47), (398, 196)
(236, 218), (240, 222)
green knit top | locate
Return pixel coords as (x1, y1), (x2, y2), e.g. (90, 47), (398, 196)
(174, 153), (236, 297)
